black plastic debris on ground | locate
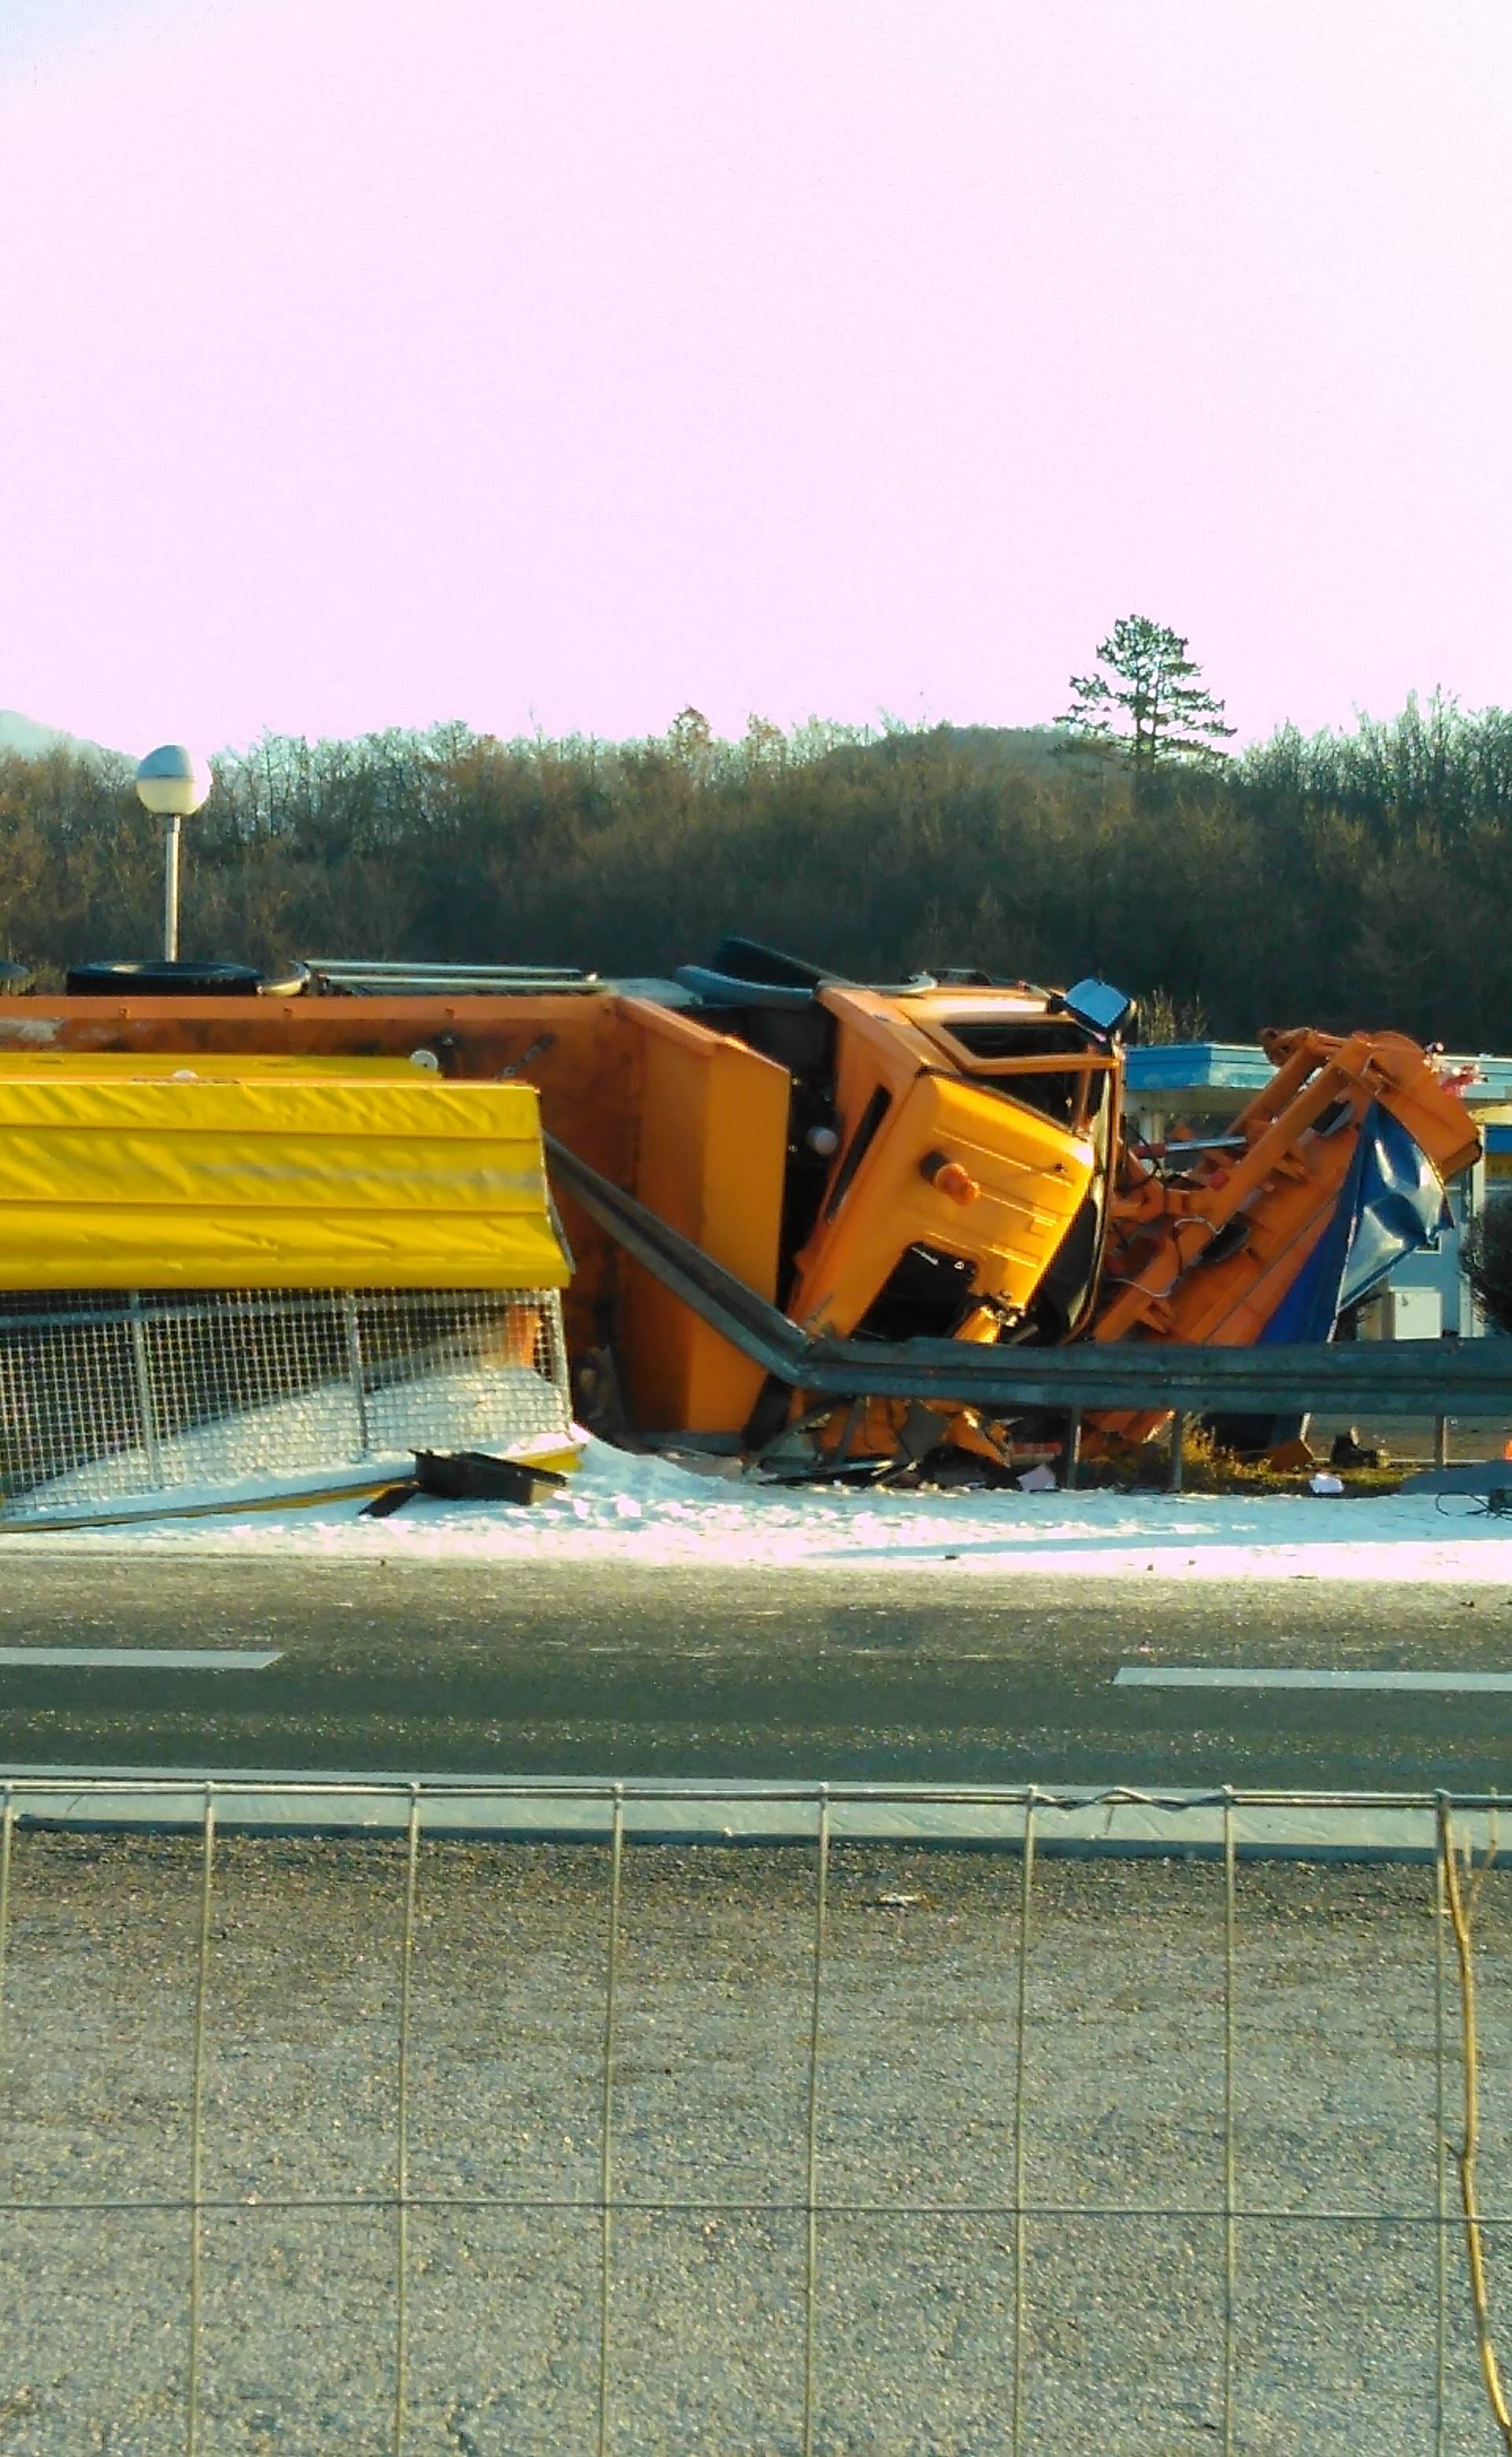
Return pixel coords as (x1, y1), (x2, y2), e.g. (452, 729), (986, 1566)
(359, 1451), (570, 1518)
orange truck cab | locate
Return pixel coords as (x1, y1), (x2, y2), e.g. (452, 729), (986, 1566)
(666, 943), (1128, 1358)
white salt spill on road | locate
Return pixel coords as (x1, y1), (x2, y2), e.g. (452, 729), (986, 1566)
(8, 1436), (1512, 1581)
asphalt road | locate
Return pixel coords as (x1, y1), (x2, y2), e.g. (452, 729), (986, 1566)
(2, 1558), (1512, 1790)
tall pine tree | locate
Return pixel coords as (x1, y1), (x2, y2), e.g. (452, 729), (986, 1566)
(1058, 616), (1235, 778)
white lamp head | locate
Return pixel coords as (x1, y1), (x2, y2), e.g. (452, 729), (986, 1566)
(135, 743), (211, 817)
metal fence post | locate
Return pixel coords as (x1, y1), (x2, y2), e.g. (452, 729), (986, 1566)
(1062, 1411), (1082, 1492)
(541, 1292), (573, 1414)
(187, 1789), (216, 2457)
(1435, 1839), (1449, 2457)
(1010, 1792), (1037, 2456)
(1221, 1791), (1237, 2457)
(343, 1295), (371, 1459)
(1168, 1413), (1187, 1495)
(393, 1787), (421, 2457)
(597, 1787), (624, 2457)
(128, 1295), (164, 1491)
(0, 1788), (13, 2062)
(801, 1787), (831, 2457)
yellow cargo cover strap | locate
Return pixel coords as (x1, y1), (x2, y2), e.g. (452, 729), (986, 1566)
(0, 1077), (569, 1291)
(0, 1052), (426, 1075)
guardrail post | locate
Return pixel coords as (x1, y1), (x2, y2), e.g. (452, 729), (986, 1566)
(1062, 1411), (1081, 1491)
(1168, 1413), (1186, 1494)
(1434, 1414), (1449, 1469)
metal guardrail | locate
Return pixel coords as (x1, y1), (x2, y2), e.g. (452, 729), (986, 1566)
(547, 1137), (1512, 1418)
(1, 1776), (1510, 2454)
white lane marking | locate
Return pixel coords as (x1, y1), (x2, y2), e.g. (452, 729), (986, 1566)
(0, 1648), (282, 1672)
(1116, 1666), (1512, 1693)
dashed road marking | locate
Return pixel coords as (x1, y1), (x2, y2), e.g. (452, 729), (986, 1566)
(1116, 1666), (1512, 1692)
(0, 1648), (281, 1672)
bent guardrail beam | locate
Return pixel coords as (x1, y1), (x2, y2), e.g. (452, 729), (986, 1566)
(547, 1136), (1512, 1417)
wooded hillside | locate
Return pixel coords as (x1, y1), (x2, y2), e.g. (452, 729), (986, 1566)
(2, 696), (1508, 1048)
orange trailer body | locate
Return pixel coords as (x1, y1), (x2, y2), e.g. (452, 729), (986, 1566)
(0, 991), (787, 1436)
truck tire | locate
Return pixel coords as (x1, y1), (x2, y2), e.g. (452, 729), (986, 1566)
(65, 960), (268, 998)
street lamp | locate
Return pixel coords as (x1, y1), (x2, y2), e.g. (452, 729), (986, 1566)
(135, 745), (210, 962)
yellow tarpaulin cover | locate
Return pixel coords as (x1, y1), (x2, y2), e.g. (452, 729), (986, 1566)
(0, 1076), (570, 1290)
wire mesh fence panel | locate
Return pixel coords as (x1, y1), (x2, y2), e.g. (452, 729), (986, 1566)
(0, 1782), (1510, 2453)
(356, 1292), (570, 1459)
(0, 1288), (573, 1514)
(144, 1295), (356, 1488)
(0, 1307), (150, 1501)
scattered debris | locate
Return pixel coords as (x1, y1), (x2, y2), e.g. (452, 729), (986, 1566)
(358, 1481), (417, 1520)
(362, 1451), (571, 1515)
(414, 1450), (569, 1506)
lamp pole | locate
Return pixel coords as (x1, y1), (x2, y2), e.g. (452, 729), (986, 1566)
(164, 810), (183, 959)
(135, 747), (209, 962)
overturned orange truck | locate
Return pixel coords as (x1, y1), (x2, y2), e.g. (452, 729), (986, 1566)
(0, 942), (1481, 1469)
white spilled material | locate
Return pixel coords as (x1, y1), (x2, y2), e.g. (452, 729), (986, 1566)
(6, 1437), (1512, 1583)
(27, 1364), (567, 1514)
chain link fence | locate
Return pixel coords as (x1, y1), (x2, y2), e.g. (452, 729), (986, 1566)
(0, 1780), (1510, 2451)
(0, 1287), (572, 1518)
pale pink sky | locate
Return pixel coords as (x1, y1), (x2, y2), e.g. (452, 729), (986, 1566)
(1, 0), (1508, 757)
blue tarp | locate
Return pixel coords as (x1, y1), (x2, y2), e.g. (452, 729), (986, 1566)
(1258, 1104), (1448, 1347)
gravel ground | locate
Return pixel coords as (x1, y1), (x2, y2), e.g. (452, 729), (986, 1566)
(0, 1833), (1509, 2454)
